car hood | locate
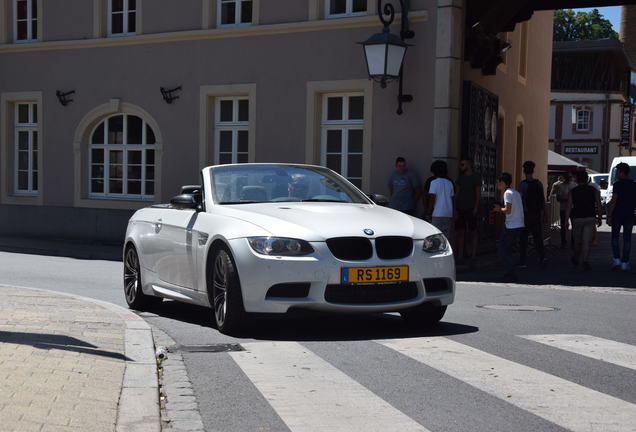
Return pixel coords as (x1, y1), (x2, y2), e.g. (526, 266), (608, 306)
(214, 203), (439, 241)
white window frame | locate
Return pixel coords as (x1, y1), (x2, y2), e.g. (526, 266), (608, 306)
(218, 0), (253, 27)
(88, 114), (155, 200)
(13, 0), (38, 43)
(214, 96), (250, 164)
(320, 93), (364, 187)
(325, 0), (368, 18)
(576, 109), (591, 132)
(14, 102), (38, 195)
(108, 0), (136, 37)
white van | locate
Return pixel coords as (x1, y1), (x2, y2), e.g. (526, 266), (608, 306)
(607, 156), (636, 218)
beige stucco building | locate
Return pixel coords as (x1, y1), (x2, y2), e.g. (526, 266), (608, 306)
(0, 0), (554, 243)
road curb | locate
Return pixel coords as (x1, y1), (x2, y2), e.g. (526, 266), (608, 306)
(0, 284), (161, 432)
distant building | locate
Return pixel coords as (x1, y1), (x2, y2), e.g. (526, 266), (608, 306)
(549, 39), (633, 173)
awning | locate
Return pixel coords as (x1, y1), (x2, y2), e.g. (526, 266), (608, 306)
(548, 150), (584, 168)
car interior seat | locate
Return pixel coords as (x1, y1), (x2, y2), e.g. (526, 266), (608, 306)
(240, 185), (268, 202)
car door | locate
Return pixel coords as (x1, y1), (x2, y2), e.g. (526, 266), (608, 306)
(153, 208), (199, 289)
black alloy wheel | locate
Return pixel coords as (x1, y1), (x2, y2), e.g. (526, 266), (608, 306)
(123, 246), (162, 310)
(400, 303), (447, 328)
(210, 247), (246, 335)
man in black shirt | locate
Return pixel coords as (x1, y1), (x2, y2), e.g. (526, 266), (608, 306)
(607, 162), (636, 271)
(518, 161), (546, 267)
(566, 170), (602, 271)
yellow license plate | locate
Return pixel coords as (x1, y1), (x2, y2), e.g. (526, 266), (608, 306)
(342, 266), (409, 284)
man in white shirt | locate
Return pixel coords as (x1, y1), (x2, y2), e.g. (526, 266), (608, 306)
(427, 160), (454, 241)
(492, 172), (525, 282)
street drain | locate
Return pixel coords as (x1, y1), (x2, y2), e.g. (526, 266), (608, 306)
(174, 343), (245, 353)
(477, 304), (559, 311)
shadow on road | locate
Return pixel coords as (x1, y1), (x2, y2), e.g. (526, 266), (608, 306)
(458, 230), (636, 289)
(142, 301), (478, 341)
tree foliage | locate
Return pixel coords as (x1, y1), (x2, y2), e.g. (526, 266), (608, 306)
(553, 9), (619, 41)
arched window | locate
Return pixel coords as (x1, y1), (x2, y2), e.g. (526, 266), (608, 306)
(89, 114), (155, 199)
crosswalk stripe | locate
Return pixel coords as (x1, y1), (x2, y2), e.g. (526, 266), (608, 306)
(520, 334), (636, 371)
(229, 341), (430, 432)
(378, 337), (636, 432)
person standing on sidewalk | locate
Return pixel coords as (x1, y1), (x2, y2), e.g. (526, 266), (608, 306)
(518, 161), (546, 267)
(492, 173), (525, 282)
(454, 159), (481, 266)
(607, 162), (636, 271)
(427, 160), (454, 241)
(566, 170), (602, 271)
(388, 157), (421, 216)
(552, 173), (576, 248)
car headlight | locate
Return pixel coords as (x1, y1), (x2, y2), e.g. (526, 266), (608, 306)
(248, 237), (314, 256)
(423, 234), (448, 253)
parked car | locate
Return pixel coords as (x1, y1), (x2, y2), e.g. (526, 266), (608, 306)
(123, 163), (455, 334)
(589, 173), (609, 214)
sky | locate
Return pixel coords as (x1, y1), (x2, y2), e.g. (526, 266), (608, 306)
(572, 6), (623, 33)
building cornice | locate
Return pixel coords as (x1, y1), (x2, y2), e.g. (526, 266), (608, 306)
(0, 11), (427, 54)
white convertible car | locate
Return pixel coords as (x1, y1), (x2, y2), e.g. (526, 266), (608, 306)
(124, 163), (455, 334)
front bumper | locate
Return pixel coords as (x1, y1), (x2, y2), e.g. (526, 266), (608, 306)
(228, 238), (455, 314)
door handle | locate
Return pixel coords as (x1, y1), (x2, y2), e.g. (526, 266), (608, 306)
(154, 218), (162, 233)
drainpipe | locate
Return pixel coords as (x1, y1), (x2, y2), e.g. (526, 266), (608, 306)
(603, 93), (610, 171)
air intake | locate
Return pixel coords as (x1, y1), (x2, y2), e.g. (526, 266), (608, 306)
(266, 283), (311, 298)
(423, 278), (450, 293)
(325, 282), (418, 304)
(375, 236), (413, 259)
(326, 237), (373, 261)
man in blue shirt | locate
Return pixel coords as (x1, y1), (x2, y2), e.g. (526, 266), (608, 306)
(388, 157), (421, 216)
(607, 162), (636, 271)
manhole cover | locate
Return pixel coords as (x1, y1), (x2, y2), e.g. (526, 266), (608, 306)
(477, 304), (559, 311)
(174, 343), (245, 353)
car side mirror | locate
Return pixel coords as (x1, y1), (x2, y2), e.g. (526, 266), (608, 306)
(170, 194), (200, 210)
(368, 193), (389, 206)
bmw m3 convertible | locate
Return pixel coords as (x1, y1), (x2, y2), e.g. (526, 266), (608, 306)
(123, 163), (455, 334)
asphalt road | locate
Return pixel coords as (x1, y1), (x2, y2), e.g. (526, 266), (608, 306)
(1, 251), (635, 432)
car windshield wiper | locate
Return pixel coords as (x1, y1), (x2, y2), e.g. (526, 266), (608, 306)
(301, 199), (347, 203)
(219, 200), (265, 205)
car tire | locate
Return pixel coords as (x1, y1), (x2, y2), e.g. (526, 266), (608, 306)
(124, 245), (162, 310)
(209, 246), (247, 335)
(400, 303), (447, 328)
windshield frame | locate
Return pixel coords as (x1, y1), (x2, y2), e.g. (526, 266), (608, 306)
(207, 164), (373, 206)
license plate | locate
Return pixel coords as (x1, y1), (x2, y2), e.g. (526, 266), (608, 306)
(341, 266), (409, 284)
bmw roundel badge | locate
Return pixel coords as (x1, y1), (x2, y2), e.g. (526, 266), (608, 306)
(363, 228), (374, 236)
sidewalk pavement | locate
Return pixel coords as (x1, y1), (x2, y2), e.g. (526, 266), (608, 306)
(0, 286), (159, 432)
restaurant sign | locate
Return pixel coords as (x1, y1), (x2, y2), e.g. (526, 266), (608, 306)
(621, 103), (632, 147)
(564, 146), (598, 154)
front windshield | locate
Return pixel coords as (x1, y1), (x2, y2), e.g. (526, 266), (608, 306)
(210, 164), (371, 205)
(610, 166), (636, 185)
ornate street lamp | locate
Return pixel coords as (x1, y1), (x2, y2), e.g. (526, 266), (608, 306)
(361, 0), (414, 115)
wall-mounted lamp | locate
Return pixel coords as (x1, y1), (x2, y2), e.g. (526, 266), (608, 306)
(360, 0), (414, 115)
(160, 86), (182, 104)
(56, 90), (75, 106)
